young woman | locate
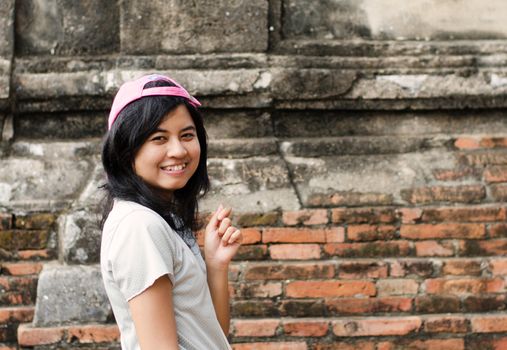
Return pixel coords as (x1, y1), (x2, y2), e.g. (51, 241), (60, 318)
(100, 74), (242, 349)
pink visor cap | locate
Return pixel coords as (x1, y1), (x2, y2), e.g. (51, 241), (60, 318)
(107, 74), (201, 130)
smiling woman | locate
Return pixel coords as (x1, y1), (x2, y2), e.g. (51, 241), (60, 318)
(100, 74), (241, 350)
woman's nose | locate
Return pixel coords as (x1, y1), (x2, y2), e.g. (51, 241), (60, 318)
(166, 139), (188, 158)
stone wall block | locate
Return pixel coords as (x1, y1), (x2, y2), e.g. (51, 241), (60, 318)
(0, 0), (14, 102)
(58, 209), (101, 264)
(33, 263), (111, 326)
(120, 0), (268, 54)
(15, 0), (119, 56)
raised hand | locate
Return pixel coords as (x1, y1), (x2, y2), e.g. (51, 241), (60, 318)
(204, 204), (243, 269)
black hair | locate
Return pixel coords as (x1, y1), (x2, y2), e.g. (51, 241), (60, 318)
(101, 79), (209, 245)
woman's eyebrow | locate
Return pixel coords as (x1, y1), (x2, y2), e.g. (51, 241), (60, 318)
(181, 125), (196, 132)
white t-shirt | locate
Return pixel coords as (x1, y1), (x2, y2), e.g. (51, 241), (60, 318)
(100, 200), (231, 350)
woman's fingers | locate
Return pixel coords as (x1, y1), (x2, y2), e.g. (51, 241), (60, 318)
(217, 217), (231, 237)
(221, 226), (237, 246)
(228, 229), (242, 245)
(217, 207), (232, 221)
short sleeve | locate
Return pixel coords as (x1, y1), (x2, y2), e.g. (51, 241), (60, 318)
(107, 210), (180, 301)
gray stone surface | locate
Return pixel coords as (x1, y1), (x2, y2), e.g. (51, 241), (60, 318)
(282, 0), (507, 41)
(286, 150), (456, 207)
(15, 0), (119, 56)
(33, 263), (111, 326)
(120, 0), (268, 54)
(0, 0), (13, 102)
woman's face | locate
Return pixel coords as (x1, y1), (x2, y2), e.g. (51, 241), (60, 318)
(134, 104), (201, 195)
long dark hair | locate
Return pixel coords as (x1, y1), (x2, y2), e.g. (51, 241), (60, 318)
(101, 79), (209, 244)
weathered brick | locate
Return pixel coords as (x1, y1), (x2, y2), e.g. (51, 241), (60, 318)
(0, 230), (49, 250)
(16, 249), (51, 260)
(233, 245), (268, 261)
(244, 261), (335, 280)
(467, 336), (507, 350)
(489, 223), (507, 238)
(0, 306), (34, 324)
(262, 228), (328, 243)
(66, 324), (120, 343)
(471, 314), (507, 333)
(480, 137), (507, 148)
(326, 297), (412, 315)
(397, 208), (422, 224)
(1, 262), (43, 276)
(236, 212), (280, 227)
(14, 214), (56, 230)
(313, 342), (375, 350)
(423, 315), (468, 333)
(484, 165), (507, 183)
(17, 324), (65, 346)
(347, 225), (397, 241)
(459, 239), (507, 256)
(282, 210), (328, 226)
(232, 342), (307, 350)
(415, 295), (460, 313)
(229, 263), (241, 281)
(233, 282), (282, 298)
(376, 279), (419, 296)
(425, 277), (505, 295)
(401, 185), (485, 204)
(282, 319), (328, 337)
(401, 223), (485, 240)
(269, 244), (321, 260)
(331, 208), (396, 224)
(432, 167), (481, 181)
(286, 280), (375, 298)
(325, 227), (345, 243)
(461, 152), (507, 166)
(388, 260), (434, 278)
(421, 206), (505, 222)
(332, 316), (421, 337)
(490, 258), (507, 275)
(491, 184), (507, 201)
(338, 261), (388, 279)
(415, 240), (454, 257)
(455, 137), (480, 149)
(232, 319), (279, 337)
(231, 301), (279, 317)
(378, 338), (464, 350)
(462, 295), (506, 312)
(308, 192), (393, 207)
(0, 213), (12, 230)
(240, 228), (262, 244)
(324, 241), (412, 258)
(442, 259), (482, 276)
(279, 299), (326, 317)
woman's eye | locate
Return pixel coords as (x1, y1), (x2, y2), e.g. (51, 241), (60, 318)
(182, 133), (195, 140)
(151, 135), (166, 142)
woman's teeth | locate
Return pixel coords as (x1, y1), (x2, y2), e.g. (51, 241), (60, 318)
(164, 164), (186, 171)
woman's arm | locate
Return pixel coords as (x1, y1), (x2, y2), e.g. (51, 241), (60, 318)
(206, 264), (230, 334)
(128, 275), (179, 350)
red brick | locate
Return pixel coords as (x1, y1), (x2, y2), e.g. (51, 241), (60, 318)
(232, 342), (307, 350)
(269, 244), (320, 260)
(490, 258), (507, 275)
(401, 185), (485, 204)
(308, 192), (393, 207)
(471, 314), (507, 333)
(442, 259), (482, 276)
(414, 240), (454, 256)
(461, 152), (507, 166)
(376, 279), (419, 296)
(432, 167), (481, 181)
(236, 212), (280, 227)
(241, 228), (262, 244)
(480, 137), (507, 148)
(459, 239), (507, 256)
(286, 280), (375, 298)
(347, 225), (396, 241)
(397, 208), (422, 224)
(16, 249), (51, 260)
(378, 338), (464, 350)
(244, 262), (335, 280)
(282, 210), (328, 226)
(326, 297), (412, 315)
(1, 262), (43, 276)
(234, 245), (268, 260)
(262, 228), (328, 243)
(415, 295), (461, 313)
(421, 205), (505, 222)
(17, 324), (64, 346)
(425, 277), (505, 295)
(332, 316), (421, 336)
(423, 315), (468, 333)
(338, 261), (388, 279)
(455, 137), (480, 149)
(400, 223), (485, 239)
(67, 324), (120, 343)
(0, 306), (34, 324)
(491, 184), (507, 201)
(229, 263), (241, 281)
(489, 223), (507, 238)
(325, 227), (345, 242)
(324, 241), (411, 258)
(232, 319), (279, 337)
(282, 319), (328, 337)
(484, 165), (507, 183)
(389, 260), (434, 278)
(331, 208), (396, 224)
